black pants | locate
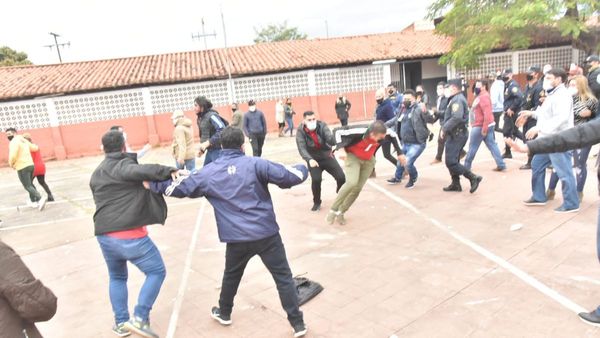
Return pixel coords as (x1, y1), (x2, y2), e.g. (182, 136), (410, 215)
(17, 165), (41, 202)
(502, 112), (524, 141)
(339, 118), (348, 126)
(219, 233), (304, 327)
(445, 132), (469, 176)
(493, 111), (503, 131)
(249, 133), (266, 157)
(380, 136), (397, 167)
(435, 128), (445, 161)
(35, 175), (53, 197)
(309, 157), (346, 204)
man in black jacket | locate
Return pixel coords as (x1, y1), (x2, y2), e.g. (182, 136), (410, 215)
(296, 111), (345, 211)
(505, 118), (600, 327)
(195, 96), (227, 165)
(586, 55), (600, 112)
(501, 68), (524, 159)
(90, 130), (180, 338)
(334, 95), (352, 126)
(519, 65), (544, 170)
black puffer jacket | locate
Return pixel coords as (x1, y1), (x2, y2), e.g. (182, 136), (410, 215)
(0, 240), (57, 338)
(90, 152), (175, 235)
(527, 118), (600, 195)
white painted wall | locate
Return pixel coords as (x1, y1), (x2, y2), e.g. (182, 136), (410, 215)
(421, 58), (447, 79)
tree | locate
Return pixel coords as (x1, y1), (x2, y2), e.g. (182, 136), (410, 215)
(254, 21), (308, 44)
(427, 0), (600, 69)
(0, 46), (32, 67)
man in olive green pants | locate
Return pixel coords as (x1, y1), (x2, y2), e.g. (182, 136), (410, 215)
(327, 121), (405, 225)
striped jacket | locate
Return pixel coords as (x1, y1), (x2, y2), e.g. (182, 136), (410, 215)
(332, 124), (403, 155)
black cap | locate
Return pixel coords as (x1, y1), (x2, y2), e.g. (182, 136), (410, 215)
(501, 68), (513, 76)
(586, 55), (600, 63)
(248, 99), (256, 105)
(447, 78), (462, 89)
(527, 65), (542, 74)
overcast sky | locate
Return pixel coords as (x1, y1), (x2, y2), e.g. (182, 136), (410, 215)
(2, 0), (433, 65)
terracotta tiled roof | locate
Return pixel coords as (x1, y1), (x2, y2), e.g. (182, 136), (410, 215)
(0, 30), (452, 101)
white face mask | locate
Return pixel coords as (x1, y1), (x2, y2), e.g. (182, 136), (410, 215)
(443, 88), (451, 97)
(306, 120), (317, 131)
(567, 87), (578, 96)
(542, 79), (555, 91)
(249, 106), (256, 112)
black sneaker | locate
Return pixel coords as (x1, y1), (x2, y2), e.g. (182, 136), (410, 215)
(293, 323), (308, 337)
(124, 317), (158, 338)
(112, 322), (131, 337)
(579, 311), (600, 327)
(523, 198), (546, 206)
(47, 195), (55, 202)
(211, 307), (232, 326)
(519, 164), (531, 170)
(405, 179), (416, 189)
(502, 152), (512, 159)
(387, 177), (401, 185)
(554, 205), (579, 214)
(311, 203), (321, 212)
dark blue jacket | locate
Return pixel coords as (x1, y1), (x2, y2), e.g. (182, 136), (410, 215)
(243, 110), (267, 136)
(504, 79), (523, 113)
(150, 149), (308, 243)
(376, 100), (395, 122)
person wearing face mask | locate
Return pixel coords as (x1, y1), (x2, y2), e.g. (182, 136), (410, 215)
(386, 83), (403, 112)
(374, 88), (398, 167)
(296, 111), (345, 211)
(519, 65), (544, 170)
(243, 99), (267, 157)
(516, 68), (579, 213)
(500, 68), (524, 159)
(334, 94), (352, 126)
(440, 79), (483, 193)
(326, 121), (404, 225)
(171, 110), (196, 171)
(5, 128), (46, 211)
(195, 95), (228, 165)
(415, 85), (430, 108)
(385, 89), (434, 188)
(463, 79), (507, 172)
(489, 70), (505, 132)
(546, 75), (598, 202)
(585, 55), (600, 107)
(230, 103), (243, 130)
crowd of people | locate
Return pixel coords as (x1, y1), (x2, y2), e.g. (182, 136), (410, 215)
(2, 54), (600, 337)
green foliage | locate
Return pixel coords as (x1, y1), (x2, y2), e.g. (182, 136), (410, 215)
(0, 46), (32, 67)
(427, 0), (600, 69)
(254, 21), (308, 44)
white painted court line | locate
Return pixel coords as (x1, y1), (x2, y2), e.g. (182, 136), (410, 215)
(0, 199), (202, 231)
(166, 199), (206, 338)
(366, 180), (587, 314)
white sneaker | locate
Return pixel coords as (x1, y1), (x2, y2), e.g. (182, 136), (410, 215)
(27, 200), (39, 209)
(38, 196), (47, 211)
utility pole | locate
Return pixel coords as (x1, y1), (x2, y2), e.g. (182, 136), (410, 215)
(44, 32), (70, 63)
(221, 8), (235, 103)
(325, 20), (329, 38)
(191, 18), (216, 50)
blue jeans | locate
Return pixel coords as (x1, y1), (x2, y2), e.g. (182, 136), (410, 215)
(284, 116), (294, 135)
(531, 152), (579, 209)
(548, 147), (591, 193)
(176, 158), (196, 171)
(464, 127), (506, 170)
(97, 235), (166, 324)
(394, 143), (426, 180)
(204, 148), (222, 166)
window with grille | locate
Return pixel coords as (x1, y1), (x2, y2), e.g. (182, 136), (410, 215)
(233, 72), (309, 103)
(315, 66), (384, 95)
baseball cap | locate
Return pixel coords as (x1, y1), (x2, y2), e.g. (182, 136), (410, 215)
(501, 68), (513, 76)
(527, 65), (541, 74)
(586, 55), (600, 63)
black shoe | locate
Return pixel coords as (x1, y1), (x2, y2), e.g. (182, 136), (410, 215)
(443, 183), (462, 192)
(502, 152), (512, 159)
(468, 175), (483, 193)
(579, 311), (600, 327)
(311, 203), (321, 212)
(519, 164), (531, 170)
(211, 307), (232, 326)
(47, 195), (55, 202)
(293, 323), (308, 337)
(405, 179), (417, 189)
(523, 198), (547, 206)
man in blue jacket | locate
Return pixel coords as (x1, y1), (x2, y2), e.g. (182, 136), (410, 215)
(149, 127), (309, 337)
(375, 88), (398, 167)
(243, 99), (268, 157)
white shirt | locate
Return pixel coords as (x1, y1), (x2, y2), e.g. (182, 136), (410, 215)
(532, 84), (574, 137)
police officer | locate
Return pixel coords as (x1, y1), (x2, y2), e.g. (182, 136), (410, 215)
(500, 68), (524, 159)
(585, 55), (600, 109)
(441, 79), (483, 193)
(519, 65), (544, 169)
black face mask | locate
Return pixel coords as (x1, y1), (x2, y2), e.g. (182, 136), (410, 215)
(7, 135), (14, 141)
(416, 91), (423, 96)
(502, 76), (510, 82)
(403, 101), (411, 109)
(526, 74), (534, 81)
(388, 89), (394, 96)
(232, 108), (237, 112)
(376, 98), (384, 105)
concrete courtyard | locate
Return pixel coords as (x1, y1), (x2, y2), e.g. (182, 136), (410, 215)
(2, 129), (600, 338)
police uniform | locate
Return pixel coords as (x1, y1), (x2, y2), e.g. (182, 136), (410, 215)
(442, 79), (482, 193)
(502, 79), (524, 148)
(522, 79), (543, 133)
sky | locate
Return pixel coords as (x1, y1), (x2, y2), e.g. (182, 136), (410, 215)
(1, 0), (433, 65)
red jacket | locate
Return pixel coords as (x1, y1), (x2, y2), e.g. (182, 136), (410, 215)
(471, 91), (494, 134)
(30, 149), (46, 176)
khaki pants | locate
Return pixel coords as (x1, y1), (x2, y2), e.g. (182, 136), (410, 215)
(330, 153), (375, 213)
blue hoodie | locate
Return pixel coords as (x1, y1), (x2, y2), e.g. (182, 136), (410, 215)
(150, 149), (308, 243)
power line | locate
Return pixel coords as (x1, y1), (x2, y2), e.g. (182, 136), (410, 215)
(43, 32), (70, 63)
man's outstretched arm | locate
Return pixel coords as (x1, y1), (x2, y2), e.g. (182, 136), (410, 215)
(149, 173), (206, 198)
